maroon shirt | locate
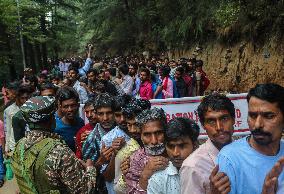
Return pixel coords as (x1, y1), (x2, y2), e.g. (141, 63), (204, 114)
(75, 123), (94, 159)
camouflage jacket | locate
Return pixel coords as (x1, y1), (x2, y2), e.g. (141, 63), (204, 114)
(19, 130), (96, 194)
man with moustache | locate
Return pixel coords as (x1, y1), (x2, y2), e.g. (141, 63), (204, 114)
(217, 83), (284, 194)
(147, 118), (200, 194)
(125, 108), (169, 193)
(181, 93), (235, 194)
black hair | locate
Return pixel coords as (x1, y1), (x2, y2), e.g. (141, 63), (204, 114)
(113, 94), (133, 112)
(197, 93), (235, 125)
(122, 99), (151, 119)
(7, 81), (20, 90)
(87, 68), (98, 76)
(39, 82), (57, 93)
(25, 75), (38, 88)
(84, 98), (95, 109)
(196, 60), (203, 67)
(247, 83), (284, 114)
(175, 66), (184, 74)
(16, 85), (34, 96)
(166, 117), (200, 143)
(94, 93), (115, 111)
(160, 65), (171, 77)
(118, 64), (129, 75)
(108, 67), (117, 77)
(129, 63), (138, 70)
(56, 86), (79, 105)
(68, 65), (79, 74)
(140, 68), (150, 76)
(38, 73), (47, 79)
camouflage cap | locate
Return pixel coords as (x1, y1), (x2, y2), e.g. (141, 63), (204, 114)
(20, 96), (56, 123)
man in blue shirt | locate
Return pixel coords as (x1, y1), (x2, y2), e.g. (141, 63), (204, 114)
(217, 83), (284, 194)
(55, 86), (84, 152)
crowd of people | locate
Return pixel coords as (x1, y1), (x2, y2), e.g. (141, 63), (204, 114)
(0, 46), (283, 194)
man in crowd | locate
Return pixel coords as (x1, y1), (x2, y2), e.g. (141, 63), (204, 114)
(217, 83), (284, 194)
(75, 98), (97, 159)
(100, 95), (132, 194)
(147, 117), (200, 194)
(54, 86), (85, 152)
(11, 96), (96, 193)
(114, 99), (150, 194)
(68, 66), (88, 103)
(119, 64), (134, 95)
(175, 66), (188, 97)
(125, 108), (169, 193)
(39, 82), (57, 96)
(181, 93), (235, 194)
(4, 85), (33, 154)
(139, 68), (153, 100)
(129, 63), (141, 97)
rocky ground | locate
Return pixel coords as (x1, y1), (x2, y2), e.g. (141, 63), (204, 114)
(169, 40), (284, 93)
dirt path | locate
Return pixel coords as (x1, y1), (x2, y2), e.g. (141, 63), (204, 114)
(0, 178), (19, 194)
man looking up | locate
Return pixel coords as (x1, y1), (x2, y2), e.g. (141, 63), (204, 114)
(125, 108), (169, 193)
(148, 117), (200, 194)
(181, 93), (235, 194)
(54, 86), (84, 152)
(217, 83), (284, 194)
(75, 98), (97, 159)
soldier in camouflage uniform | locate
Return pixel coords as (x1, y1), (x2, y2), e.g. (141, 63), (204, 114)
(11, 96), (96, 194)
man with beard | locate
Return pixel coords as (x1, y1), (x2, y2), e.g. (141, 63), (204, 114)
(217, 83), (284, 194)
(67, 66), (88, 103)
(181, 93), (235, 194)
(125, 108), (169, 193)
(99, 95), (132, 194)
(54, 86), (85, 152)
(75, 98), (97, 159)
(114, 99), (151, 194)
(147, 118), (200, 194)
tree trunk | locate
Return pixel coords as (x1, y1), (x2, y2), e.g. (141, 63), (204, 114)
(40, 14), (48, 69)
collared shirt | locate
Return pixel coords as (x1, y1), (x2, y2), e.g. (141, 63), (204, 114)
(114, 138), (140, 194)
(125, 148), (150, 194)
(218, 137), (284, 194)
(4, 103), (20, 152)
(162, 77), (173, 99)
(180, 138), (219, 194)
(139, 81), (153, 100)
(82, 123), (107, 161)
(147, 161), (180, 194)
(100, 126), (130, 194)
(120, 75), (134, 95)
(73, 80), (88, 104)
(132, 75), (141, 97)
(75, 123), (94, 159)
